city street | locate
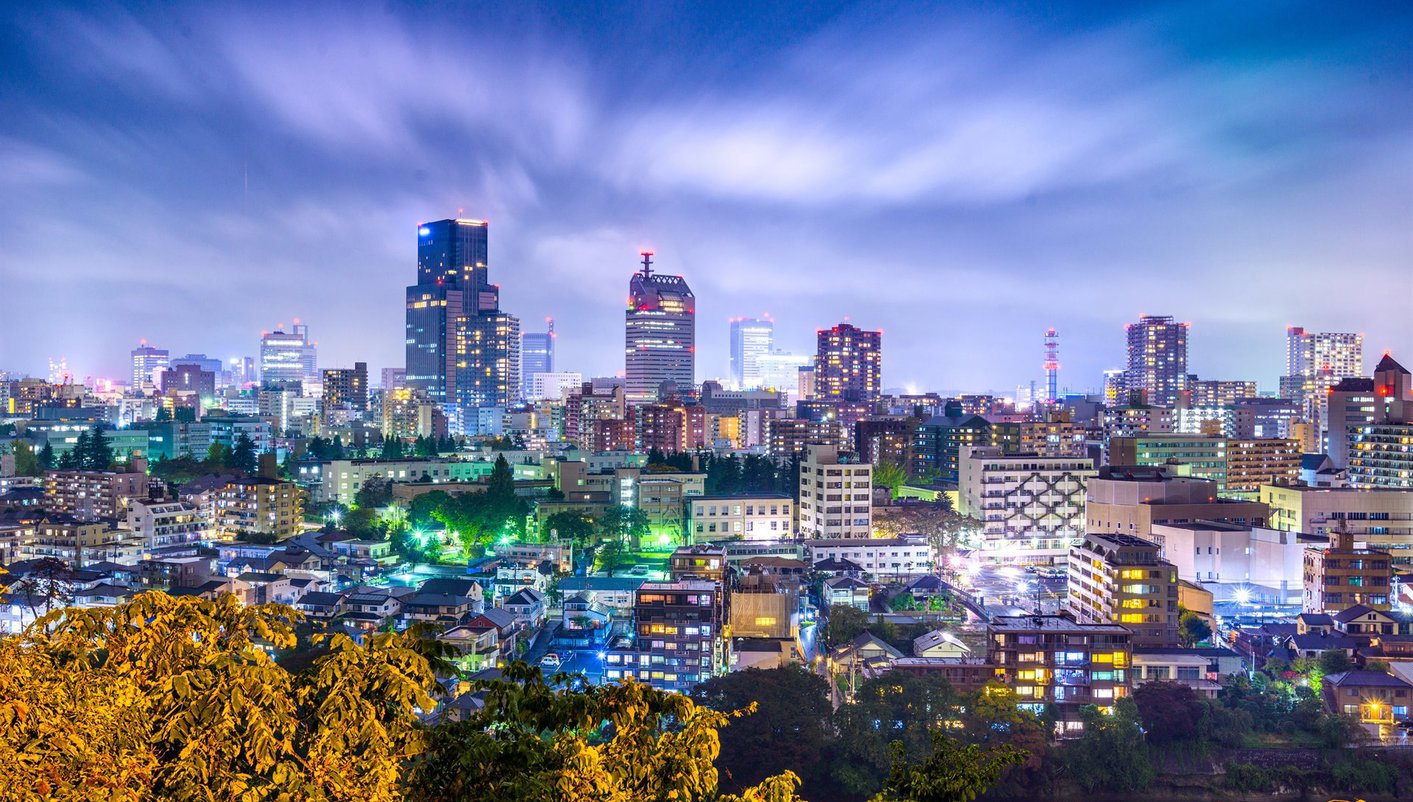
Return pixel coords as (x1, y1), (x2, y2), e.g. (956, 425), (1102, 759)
(961, 565), (1067, 615)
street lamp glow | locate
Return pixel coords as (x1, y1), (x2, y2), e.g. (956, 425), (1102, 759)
(1233, 588), (1252, 605)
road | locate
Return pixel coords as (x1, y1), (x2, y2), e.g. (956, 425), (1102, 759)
(962, 565), (1067, 615)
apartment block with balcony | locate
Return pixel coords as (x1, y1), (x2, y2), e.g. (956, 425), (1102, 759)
(126, 499), (204, 551)
(213, 477), (305, 539)
(605, 580), (724, 693)
(42, 470), (147, 520)
(798, 444), (872, 539)
(958, 446), (1096, 565)
(988, 615), (1133, 734)
(1068, 533), (1179, 647)
(1224, 438), (1301, 494)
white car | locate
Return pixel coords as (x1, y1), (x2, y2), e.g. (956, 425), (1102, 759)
(539, 653), (562, 670)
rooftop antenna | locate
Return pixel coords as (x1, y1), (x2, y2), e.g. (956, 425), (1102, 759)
(640, 250), (654, 276)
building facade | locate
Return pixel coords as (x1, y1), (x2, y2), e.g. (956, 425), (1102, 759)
(624, 252), (695, 404)
(1068, 532), (1180, 647)
(798, 444), (872, 539)
(958, 446), (1096, 565)
(1123, 315), (1188, 406)
(814, 323), (882, 405)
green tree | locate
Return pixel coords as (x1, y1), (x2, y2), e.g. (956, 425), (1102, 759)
(872, 729), (1025, 802)
(692, 667), (833, 795)
(833, 673), (964, 796)
(1318, 648), (1353, 676)
(542, 510), (596, 545)
(1133, 680), (1207, 744)
(826, 604), (870, 647)
(355, 475), (394, 509)
(380, 435), (405, 460)
(57, 444), (80, 470)
(597, 505), (650, 550)
(84, 425), (113, 470)
(1178, 608), (1212, 646)
(596, 538), (628, 577)
(205, 441), (232, 470)
(37, 441), (55, 472)
(487, 453), (515, 499)
(12, 440), (40, 476)
(889, 592), (919, 612)
(229, 432), (258, 474)
(873, 460), (908, 499)
(1064, 699), (1154, 793)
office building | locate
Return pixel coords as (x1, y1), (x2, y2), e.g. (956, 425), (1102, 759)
(1186, 380), (1257, 408)
(455, 310), (520, 410)
(1260, 484), (1413, 565)
(160, 364), (216, 400)
(757, 352), (813, 394)
(798, 444), (872, 539)
(1123, 315), (1188, 406)
(1225, 439), (1300, 493)
(520, 319), (555, 398)
(624, 251), (695, 404)
(814, 322), (882, 405)
(1149, 522), (1309, 605)
(1085, 467), (1268, 543)
(380, 367), (406, 390)
(130, 342), (169, 389)
(687, 495), (794, 542)
(958, 446), (1096, 565)
(1068, 532), (1180, 647)
(527, 371), (582, 402)
(1108, 435), (1228, 489)
(988, 615), (1132, 732)
(730, 317), (774, 390)
(260, 323), (317, 386)
(1302, 529), (1391, 613)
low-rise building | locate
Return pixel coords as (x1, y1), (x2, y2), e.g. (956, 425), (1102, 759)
(1261, 484), (1413, 566)
(805, 535), (933, 580)
(798, 444), (872, 539)
(126, 499), (204, 551)
(1303, 530), (1392, 613)
(822, 575), (871, 610)
(605, 579), (724, 693)
(687, 494), (794, 542)
(988, 615), (1133, 733)
(1322, 670), (1413, 726)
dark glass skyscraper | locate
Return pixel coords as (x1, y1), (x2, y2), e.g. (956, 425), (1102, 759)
(405, 218), (518, 422)
(625, 252), (695, 404)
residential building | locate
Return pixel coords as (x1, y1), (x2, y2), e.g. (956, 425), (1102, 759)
(381, 387), (445, 440)
(212, 477), (304, 538)
(768, 417), (847, 458)
(1282, 327), (1364, 430)
(126, 499), (204, 550)
(798, 444), (872, 539)
(1224, 438), (1300, 494)
(1349, 422), (1413, 489)
(260, 323), (317, 386)
(1303, 530), (1392, 613)
(806, 535), (933, 579)
(43, 470), (147, 520)
(322, 362), (368, 410)
(988, 615), (1133, 733)
(1068, 533), (1180, 647)
(605, 579), (724, 692)
(814, 322), (882, 405)
(1124, 315), (1188, 407)
(624, 252), (695, 404)
(1322, 670), (1413, 726)
(1186, 380), (1256, 408)
(958, 446), (1096, 565)
(27, 514), (141, 567)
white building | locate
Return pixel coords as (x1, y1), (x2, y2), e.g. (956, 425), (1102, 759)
(528, 372), (583, 402)
(798, 444), (872, 539)
(957, 446), (1096, 565)
(1148, 522), (1309, 605)
(805, 535), (933, 579)
(126, 499), (205, 551)
(687, 494), (794, 542)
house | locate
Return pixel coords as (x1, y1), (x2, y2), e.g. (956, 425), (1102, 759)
(1131, 646), (1245, 697)
(439, 623), (502, 672)
(1295, 612), (1335, 635)
(342, 589), (407, 629)
(502, 588), (548, 629)
(560, 593), (612, 646)
(830, 631), (904, 672)
(911, 629), (971, 658)
(295, 591), (346, 623)
(401, 593), (480, 626)
(1322, 670), (1413, 726)
(902, 574), (948, 603)
(1279, 632), (1362, 661)
(462, 608), (520, 656)
(823, 575), (871, 611)
(71, 582), (136, 608)
(557, 576), (645, 615)
(1333, 605), (1399, 638)
(812, 557), (864, 577)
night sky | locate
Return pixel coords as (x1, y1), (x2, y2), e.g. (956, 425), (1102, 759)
(2, 1), (1409, 394)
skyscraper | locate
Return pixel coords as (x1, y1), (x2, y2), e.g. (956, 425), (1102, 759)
(625, 251), (695, 404)
(130, 341), (169, 389)
(1282, 326), (1364, 428)
(406, 218), (489, 403)
(729, 317), (773, 390)
(1123, 315), (1188, 407)
(260, 323), (316, 387)
(404, 218), (519, 423)
(323, 362), (368, 409)
(521, 318), (555, 398)
(814, 322), (882, 404)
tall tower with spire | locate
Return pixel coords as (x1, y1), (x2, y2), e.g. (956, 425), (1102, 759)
(625, 250), (696, 404)
(1043, 328), (1060, 404)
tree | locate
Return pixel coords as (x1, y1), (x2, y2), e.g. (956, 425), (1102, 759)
(487, 453), (515, 499)
(889, 592), (919, 612)
(596, 538), (628, 577)
(36, 441), (55, 472)
(57, 444), (81, 470)
(229, 432), (258, 474)
(1134, 680), (1207, 744)
(380, 435), (405, 460)
(1318, 648), (1354, 677)
(1064, 699), (1154, 793)
(826, 604), (870, 647)
(542, 510), (596, 545)
(408, 490), (452, 528)
(692, 667), (833, 795)
(1178, 608), (1212, 647)
(355, 475), (394, 509)
(597, 505), (650, 550)
(832, 673), (964, 796)
(83, 425), (113, 470)
(872, 501), (972, 559)
(873, 460), (908, 499)
(205, 441), (232, 470)
(12, 440), (40, 477)
(872, 729), (1025, 802)
(1366, 659), (1391, 673)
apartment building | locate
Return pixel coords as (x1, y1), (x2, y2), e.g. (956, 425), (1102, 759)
(1303, 530), (1392, 613)
(958, 446), (1096, 565)
(804, 535), (933, 579)
(605, 580), (724, 693)
(988, 615), (1133, 733)
(1260, 484), (1413, 566)
(687, 494), (793, 542)
(42, 470), (147, 520)
(213, 478), (304, 538)
(798, 444), (872, 539)
(126, 498), (204, 550)
(1068, 533), (1180, 647)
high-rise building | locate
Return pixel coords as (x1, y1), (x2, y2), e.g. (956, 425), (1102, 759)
(160, 364), (216, 400)
(797, 444), (872, 539)
(625, 251), (695, 404)
(322, 362), (368, 409)
(815, 322), (882, 405)
(520, 318), (555, 398)
(130, 342), (169, 389)
(405, 218), (520, 425)
(1123, 315), (1188, 407)
(756, 352), (813, 394)
(405, 218), (489, 404)
(1282, 327), (1364, 423)
(730, 317), (774, 390)
(1043, 328), (1060, 404)
(1068, 533), (1180, 647)
(260, 323), (316, 387)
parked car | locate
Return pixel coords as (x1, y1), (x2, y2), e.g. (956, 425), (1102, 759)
(539, 653), (562, 670)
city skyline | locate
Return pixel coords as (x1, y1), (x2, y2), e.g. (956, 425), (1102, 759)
(2, 2), (1410, 392)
